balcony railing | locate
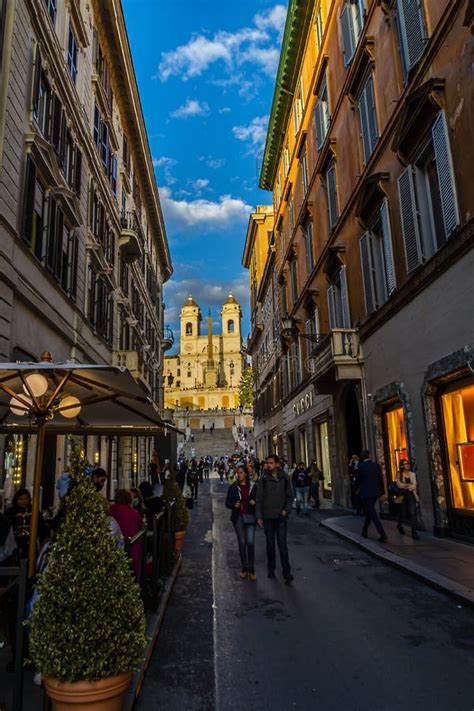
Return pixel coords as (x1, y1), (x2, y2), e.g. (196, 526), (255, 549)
(310, 328), (364, 391)
(119, 210), (143, 263)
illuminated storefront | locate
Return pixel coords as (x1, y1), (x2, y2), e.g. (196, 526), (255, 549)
(314, 420), (332, 495)
(384, 405), (409, 483)
(2, 433), (28, 501)
(441, 381), (474, 521)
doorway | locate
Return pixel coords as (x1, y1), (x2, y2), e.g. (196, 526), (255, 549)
(344, 384), (363, 460)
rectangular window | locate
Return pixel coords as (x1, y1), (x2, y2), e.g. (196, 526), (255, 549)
(396, 0), (426, 76)
(327, 266), (350, 329)
(359, 199), (396, 314)
(123, 135), (130, 174)
(301, 151), (308, 195)
(68, 231), (79, 300)
(340, 0), (364, 66)
(280, 281), (288, 316)
(398, 111), (459, 273)
(288, 194), (295, 236)
(358, 73), (378, 165)
(67, 25), (78, 84)
(33, 71), (51, 139)
(74, 148), (82, 196)
(304, 218), (314, 274)
(289, 258), (298, 304)
(51, 94), (64, 154)
(326, 161), (339, 229)
(93, 104), (100, 147)
(22, 156), (46, 260)
(283, 144), (290, 178)
(293, 78), (304, 134)
(315, 6), (324, 51)
(44, 0), (57, 24)
(100, 121), (109, 171)
(110, 154), (118, 196)
(275, 173), (282, 210)
(314, 73), (330, 150)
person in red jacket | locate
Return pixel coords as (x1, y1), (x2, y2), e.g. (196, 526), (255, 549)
(110, 489), (144, 578)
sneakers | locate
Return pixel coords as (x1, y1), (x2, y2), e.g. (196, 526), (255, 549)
(249, 570), (257, 581)
(239, 569), (248, 579)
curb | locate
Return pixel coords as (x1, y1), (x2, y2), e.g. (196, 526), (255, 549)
(124, 555), (182, 710)
(321, 518), (474, 609)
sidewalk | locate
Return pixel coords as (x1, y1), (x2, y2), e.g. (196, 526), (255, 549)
(321, 515), (474, 607)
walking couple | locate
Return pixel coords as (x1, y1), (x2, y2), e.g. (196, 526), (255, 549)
(225, 454), (294, 584)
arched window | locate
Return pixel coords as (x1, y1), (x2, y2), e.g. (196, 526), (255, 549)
(228, 319), (235, 333)
(185, 322), (193, 335)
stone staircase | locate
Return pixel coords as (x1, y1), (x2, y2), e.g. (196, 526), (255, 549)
(179, 428), (239, 460)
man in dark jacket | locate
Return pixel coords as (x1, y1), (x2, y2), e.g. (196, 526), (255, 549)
(256, 454), (294, 583)
(354, 450), (387, 542)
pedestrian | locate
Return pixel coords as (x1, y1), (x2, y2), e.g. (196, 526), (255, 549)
(292, 462), (311, 515)
(187, 464), (199, 501)
(191, 434), (195, 443)
(354, 450), (387, 542)
(348, 454), (362, 515)
(256, 454), (294, 583)
(202, 423), (206, 432)
(110, 489), (143, 578)
(309, 459), (323, 508)
(396, 459), (420, 540)
(91, 467), (107, 493)
(218, 459), (225, 484)
(225, 465), (257, 580)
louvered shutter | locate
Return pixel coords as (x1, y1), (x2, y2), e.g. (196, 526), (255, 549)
(23, 156), (37, 245)
(398, 0), (426, 71)
(314, 306), (320, 337)
(54, 208), (64, 281)
(74, 148), (82, 196)
(432, 111), (459, 237)
(398, 166), (422, 273)
(327, 163), (339, 228)
(327, 286), (337, 329)
(379, 199), (396, 294)
(340, 6), (354, 66)
(51, 94), (62, 152)
(305, 318), (313, 341)
(46, 196), (56, 272)
(69, 232), (79, 299)
(358, 84), (371, 164)
(366, 74), (378, 153)
(359, 232), (375, 314)
(339, 266), (351, 328)
(315, 102), (324, 149)
(32, 46), (42, 114)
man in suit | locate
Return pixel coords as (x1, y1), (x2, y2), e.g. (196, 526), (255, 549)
(354, 450), (387, 542)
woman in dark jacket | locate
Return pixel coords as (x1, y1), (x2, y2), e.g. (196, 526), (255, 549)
(225, 465), (257, 580)
(5, 488), (44, 558)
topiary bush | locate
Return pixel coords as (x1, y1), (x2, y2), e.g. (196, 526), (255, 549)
(162, 479), (189, 532)
(28, 447), (147, 683)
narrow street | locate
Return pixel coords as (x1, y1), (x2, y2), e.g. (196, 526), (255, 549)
(138, 477), (474, 711)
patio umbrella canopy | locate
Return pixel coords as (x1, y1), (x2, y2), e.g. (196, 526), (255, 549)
(0, 356), (178, 574)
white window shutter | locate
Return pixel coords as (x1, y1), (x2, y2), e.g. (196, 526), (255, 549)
(314, 306), (320, 337)
(432, 111), (460, 237)
(398, 0), (426, 71)
(339, 266), (351, 328)
(327, 286), (337, 329)
(340, 6), (354, 66)
(359, 231), (375, 314)
(315, 103), (324, 149)
(398, 165), (423, 273)
(380, 199), (396, 295)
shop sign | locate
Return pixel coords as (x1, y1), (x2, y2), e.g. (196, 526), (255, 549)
(293, 390), (313, 417)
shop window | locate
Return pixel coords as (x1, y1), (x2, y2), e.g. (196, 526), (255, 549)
(384, 406), (408, 483)
(314, 420), (331, 492)
(441, 383), (474, 511)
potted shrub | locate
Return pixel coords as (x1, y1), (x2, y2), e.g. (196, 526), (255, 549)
(29, 448), (147, 710)
(162, 478), (189, 555)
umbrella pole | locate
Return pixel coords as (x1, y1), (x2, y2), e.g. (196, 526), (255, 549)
(28, 417), (46, 577)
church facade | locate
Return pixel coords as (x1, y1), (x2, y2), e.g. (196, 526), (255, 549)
(164, 293), (245, 413)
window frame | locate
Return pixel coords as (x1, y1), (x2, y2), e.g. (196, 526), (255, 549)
(357, 71), (378, 165)
(67, 23), (79, 85)
(326, 161), (339, 230)
(314, 72), (330, 150)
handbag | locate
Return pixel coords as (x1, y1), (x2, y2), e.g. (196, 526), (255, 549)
(242, 513), (256, 525)
(388, 481), (405, 496)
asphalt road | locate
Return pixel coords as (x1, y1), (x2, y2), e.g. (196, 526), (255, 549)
(138, 476), (474, 711)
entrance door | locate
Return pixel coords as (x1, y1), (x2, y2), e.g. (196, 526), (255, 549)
(344, 385), (363, 459)
(287, 432), (296, 467)
(314, 421), (331, 496)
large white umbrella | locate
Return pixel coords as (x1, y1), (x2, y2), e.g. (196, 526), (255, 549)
(0, 352), (177, 574)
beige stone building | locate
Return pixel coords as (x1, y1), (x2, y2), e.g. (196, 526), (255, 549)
(0, 0), (172, 503)
(164, 293), (245, 417)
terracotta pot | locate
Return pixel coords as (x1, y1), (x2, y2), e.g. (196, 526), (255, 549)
(44, 672), (132, 711)
(174, 530), (186, 554)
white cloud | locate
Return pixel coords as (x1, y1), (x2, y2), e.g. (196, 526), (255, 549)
(219, 106), (231, 114)
(153, 156), (178, 185)
(192, 178), (210, 191)
(198, 155), (226, 169)
(170, 98), (210, 119)
(160, 187), (252, 230)
(164, 274), (249, 324)
(232, 115), (269, 154)
(157, 4), (287, 82)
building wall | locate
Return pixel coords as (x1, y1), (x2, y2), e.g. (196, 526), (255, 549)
(0, 0), (172, 501)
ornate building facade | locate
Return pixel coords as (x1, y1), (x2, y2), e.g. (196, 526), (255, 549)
(0, 0), (172, 503)
(164, 293), (245, 418)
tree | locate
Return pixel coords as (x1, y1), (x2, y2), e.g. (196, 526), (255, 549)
(238, 366), (254, 409)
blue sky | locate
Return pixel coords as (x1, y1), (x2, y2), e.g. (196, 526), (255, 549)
(121, 0), (286, 346)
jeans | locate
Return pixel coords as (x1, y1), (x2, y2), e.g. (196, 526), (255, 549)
(295, 486), (309, 513)
(310, 481), (320, 508)
(264, 516), (291, 578)
(190, 483), (198, 500)
(398, 491), (417, 529)
(233, 517), (256, 571)
(361, 497), (385, 537)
